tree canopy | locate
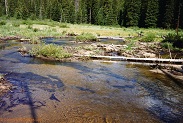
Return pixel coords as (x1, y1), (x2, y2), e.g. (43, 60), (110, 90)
(0, 0), (182, 29)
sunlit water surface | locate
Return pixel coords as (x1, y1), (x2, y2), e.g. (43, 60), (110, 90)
(0, 40), (182, 123)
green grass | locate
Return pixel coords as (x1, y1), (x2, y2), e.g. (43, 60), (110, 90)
(0, 17), (181, 44)
(29, 43), (72, 59)
(141, 33), (156, 42)
(76, 33), (98, 42)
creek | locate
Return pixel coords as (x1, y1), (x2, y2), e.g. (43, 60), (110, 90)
(0, 39), (183, 123)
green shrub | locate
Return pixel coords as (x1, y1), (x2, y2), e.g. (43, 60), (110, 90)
(22, 20), (33, 25)
(62, 30), (67, 35)
(125, 40), (135, 51)
(67, 32), (77, 36)
(76, 33), (98, 42)
(0, 21), (6, 26)
(12, 23), (20, 27)
(161, 42), (173, 49)
(163, 33), (183, 48)
(59, 23), (69, 28)
(33, 28), (39, 32)
(29, 44), (72, 59)
(141, 33), (156, 42)
(27, 25), (32, 29)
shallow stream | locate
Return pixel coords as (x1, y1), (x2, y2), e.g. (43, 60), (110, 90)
(0, 40), (183, 123)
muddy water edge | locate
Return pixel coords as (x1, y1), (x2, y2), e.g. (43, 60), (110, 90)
(0, 40), (183, 123)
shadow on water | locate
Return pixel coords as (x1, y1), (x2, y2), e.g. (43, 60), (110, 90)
(0, 71), (65, 123)
(137, 80), (183, 123)
(50, 94), (60, 102)
(112, 85), (134, 90)
(1, 40), (183, 122)
(75, 86), (95, 93)
(24, 82), (39, 123)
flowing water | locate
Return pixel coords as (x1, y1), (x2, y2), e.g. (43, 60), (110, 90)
(0, 40), (183, 123)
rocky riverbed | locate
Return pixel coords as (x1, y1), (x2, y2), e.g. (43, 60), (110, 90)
(17, 38), (183, 85)
(0, 74), (12, 96)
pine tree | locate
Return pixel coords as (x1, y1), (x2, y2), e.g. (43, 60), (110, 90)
(78, 0), (87, 23)
(145, 0), (159, 28)
(15, 0), (29, 19)
(157, 0), (166, 28)
(96, 7), (104, 25)
(91, 0), (100, 24)
(69, 0), (76, 23)
(163, 0), (175, 28)
(61, 0), (71, 23)
(139, 0), (148, 27)
(105, 4), (116, 25)
(51, 0), (61, 21)
(8, 0), (17, 17)
(0, 0), (5, 16)
(76, 7), (82, 24)
(124, 0), (141, 27)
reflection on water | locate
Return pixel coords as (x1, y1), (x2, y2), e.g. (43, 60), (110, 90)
(42, 37), (125, 46)
(0, 41), (183, 123)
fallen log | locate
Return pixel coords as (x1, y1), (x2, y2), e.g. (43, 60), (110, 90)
(75, 55), (183, 64)
(97, 36), (125, 40)
(161, 69), (183, 85)
(0, 36), (21, 41)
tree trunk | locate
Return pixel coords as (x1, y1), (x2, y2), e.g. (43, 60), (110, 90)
(5, 0), (8, 16)
(176, 3), (182, 35)
(89, 8), (91, 24)
(75, 0), (79, 12)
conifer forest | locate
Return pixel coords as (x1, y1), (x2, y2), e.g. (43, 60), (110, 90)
(0, 0), (183, 29)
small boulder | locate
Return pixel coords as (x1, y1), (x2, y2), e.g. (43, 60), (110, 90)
(143, 53), (156, 58)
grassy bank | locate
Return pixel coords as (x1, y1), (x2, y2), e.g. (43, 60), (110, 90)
(29, 44), (72, 59)
(1, 18), (183, 60)
(0, 18), (181, 40)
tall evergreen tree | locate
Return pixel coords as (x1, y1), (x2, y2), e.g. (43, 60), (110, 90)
(51, 0), (61, 21)
(145, 0), (159, 28)
(163, 0), (175, 28)
(0, 0), (182, 29)
(103, 0), (113, 25)
(124, 0), (141, 27)
(77, 0), (87, 23)
(15, 0), (29, 19)
(0, 0), (5, 16)
(8, 0), (18, 17)
(91, 0), (100, 24)
(139, 0), (148, 27)
(157, 0), (166, 28)
(69, 0), (76, 23)
(96, 7), (104, 25)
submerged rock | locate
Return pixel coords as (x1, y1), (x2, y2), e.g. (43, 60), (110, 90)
(0, 74), (12, 97)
